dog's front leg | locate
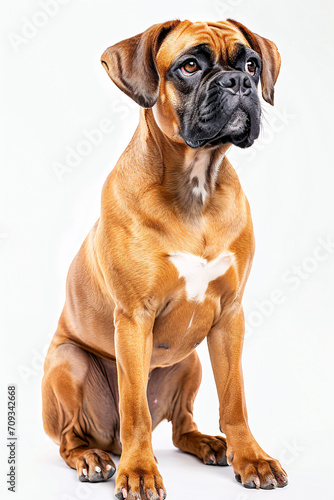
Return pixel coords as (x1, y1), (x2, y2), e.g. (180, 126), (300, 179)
(207, 305), (288, 490)
(114, 308), (165, 500)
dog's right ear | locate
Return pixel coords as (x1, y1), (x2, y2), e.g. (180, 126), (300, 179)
(101, 20), (180, 108)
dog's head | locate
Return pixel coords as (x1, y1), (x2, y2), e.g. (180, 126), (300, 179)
(101, 20), (281, 149)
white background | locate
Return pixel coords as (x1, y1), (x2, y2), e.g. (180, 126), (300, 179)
(1, 0), (334, 499)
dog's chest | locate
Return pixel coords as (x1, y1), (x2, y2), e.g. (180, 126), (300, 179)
(168, 251), (234, 302)
(151, 250), (235, 367)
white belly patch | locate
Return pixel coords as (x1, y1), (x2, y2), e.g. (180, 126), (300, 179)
(168, 251), (234, 302)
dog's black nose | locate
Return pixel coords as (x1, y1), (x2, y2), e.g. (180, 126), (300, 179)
(217, 72), (252, 96)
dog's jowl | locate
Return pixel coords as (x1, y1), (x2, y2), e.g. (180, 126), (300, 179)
(42, 19), (287, 499)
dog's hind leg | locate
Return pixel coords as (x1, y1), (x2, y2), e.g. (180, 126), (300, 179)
(42, 342), (119, 482)
(148, 351), (228, 466)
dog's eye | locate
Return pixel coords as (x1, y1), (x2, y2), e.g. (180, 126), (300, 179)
(181, 60), (199, 75)
(245, 59), (257, 76)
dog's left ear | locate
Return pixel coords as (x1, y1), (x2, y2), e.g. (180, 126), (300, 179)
(228, 19), (281, 105)
(101, 20), (181, 108)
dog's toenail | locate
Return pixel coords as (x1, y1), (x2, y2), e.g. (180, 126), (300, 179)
(122, 487), (128, 498)
(254, 477), (261, 488)
(95, 466), (101, 473)
(278, 476), (288, 487)
(106, 464), (112, 470)
(83, 468), (87, 476)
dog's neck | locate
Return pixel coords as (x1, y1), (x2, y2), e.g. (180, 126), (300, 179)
(138, 108), (230, 220)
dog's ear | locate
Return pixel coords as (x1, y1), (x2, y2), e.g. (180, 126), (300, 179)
(227, 19), (281, 105)
(101, 20), (181, 108)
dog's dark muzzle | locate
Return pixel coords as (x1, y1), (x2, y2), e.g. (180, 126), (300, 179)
(181, 71), (261, 149)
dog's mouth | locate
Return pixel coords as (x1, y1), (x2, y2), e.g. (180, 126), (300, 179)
(212, 109), (251, 146)
(183, 109), (253, 149)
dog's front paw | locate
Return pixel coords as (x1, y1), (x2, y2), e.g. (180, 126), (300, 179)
(228, 444), (288, 489)
(115, 455), (166, 500)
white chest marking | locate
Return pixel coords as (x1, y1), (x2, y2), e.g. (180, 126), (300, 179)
(190, 153), (209, 202)
(169, 251), (234, 302)
(189, 152), (225, 203)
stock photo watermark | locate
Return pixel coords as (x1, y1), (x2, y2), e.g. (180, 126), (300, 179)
(231, 105), (296, 173)
(52, 98), (135, 183)
(245, 236), (334, 337)
(6, 385), (17, 492)
(62, 483), (94, 500)
(213, 0), (246, 18)
(52, 118), (115, 182)
(17, 333), (52, 385)
(8, 0), (72, 53)
(279, 439), (306, 465)
(240, 106), (296, 162)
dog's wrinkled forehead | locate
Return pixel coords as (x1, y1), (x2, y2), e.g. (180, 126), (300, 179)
(156, 20), (249, 71)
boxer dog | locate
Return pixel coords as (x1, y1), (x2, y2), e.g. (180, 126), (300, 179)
(42, 19), (288, 500)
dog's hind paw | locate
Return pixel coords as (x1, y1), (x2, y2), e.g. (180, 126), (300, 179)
(76, 448), (116, 482)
